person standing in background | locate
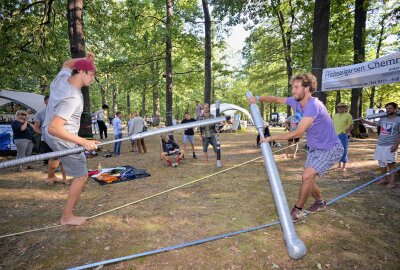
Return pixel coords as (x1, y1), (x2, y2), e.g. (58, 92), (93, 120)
(11, 110), (35, 172)
(195, 100), (203, 120)
(92, 104), (109, 139)
(285, 110), (301, 159)
(129, 112), (147, 154)
(112, 112), (123, 156)
(361, 102), (400, 189)
(181, 111), (198, 159)
(332, 103), (354, 171)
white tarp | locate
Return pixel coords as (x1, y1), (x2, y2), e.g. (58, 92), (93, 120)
(210, 103), (254, 125)
(0, 90), (45, 113)
(321, 51), (400, 91)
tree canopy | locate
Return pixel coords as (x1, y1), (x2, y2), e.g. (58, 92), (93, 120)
(0, 0), (399, 125)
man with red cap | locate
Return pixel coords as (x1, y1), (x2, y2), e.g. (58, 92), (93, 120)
(42, 52), (100, 226)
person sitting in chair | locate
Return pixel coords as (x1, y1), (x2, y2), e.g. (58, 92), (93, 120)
(161, 133), (184, 167)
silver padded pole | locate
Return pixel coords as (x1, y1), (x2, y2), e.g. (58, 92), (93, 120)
(246, 91), (306, 260)
(352, 110), (400, 121)
(0, 116), (229, 170)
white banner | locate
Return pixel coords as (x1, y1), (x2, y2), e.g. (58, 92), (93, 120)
(321, 51), (400, 91)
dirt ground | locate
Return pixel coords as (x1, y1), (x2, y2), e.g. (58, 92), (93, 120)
(0, 127), (399, 270)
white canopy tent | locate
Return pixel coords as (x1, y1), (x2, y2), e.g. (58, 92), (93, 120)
(210, 102), (254, 125)
(0, 90), (45, 113)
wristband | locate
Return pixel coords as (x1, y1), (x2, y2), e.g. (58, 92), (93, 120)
(255, 96), (260, 101)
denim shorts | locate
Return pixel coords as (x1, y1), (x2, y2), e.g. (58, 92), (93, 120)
(183, 135), (194, 145)
(203, 136), (217, 153)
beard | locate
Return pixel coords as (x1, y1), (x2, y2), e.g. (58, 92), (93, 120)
(294, 92), (305, 101)
(387, 110), (395, 115)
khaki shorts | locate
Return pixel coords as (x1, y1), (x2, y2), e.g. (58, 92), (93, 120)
(44, 134), (88, 177)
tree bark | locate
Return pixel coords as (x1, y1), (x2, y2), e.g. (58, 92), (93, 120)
(271, 0), (293, 117)
(141, 87), (146, 117)
(202, 0), (212, 105)
(126, 92), (130, 117)
(151, 61), (161, 127)
(112, 86), (117, 115)
(67, 0), (92, 137)
(165, 0), (173, 126)
(350, 0), (367, 138)
(311, 0), (330, 105)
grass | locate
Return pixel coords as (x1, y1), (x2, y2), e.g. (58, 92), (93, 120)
(0, 127), (399, 269)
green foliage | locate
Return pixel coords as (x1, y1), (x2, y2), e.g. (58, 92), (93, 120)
(0, 0), (398, 120)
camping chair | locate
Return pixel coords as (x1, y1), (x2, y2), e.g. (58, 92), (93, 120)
(160, 135), (184, 167)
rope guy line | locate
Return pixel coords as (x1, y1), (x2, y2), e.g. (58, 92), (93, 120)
(68, 166), (400, 270)
(0, 140), (305, 239)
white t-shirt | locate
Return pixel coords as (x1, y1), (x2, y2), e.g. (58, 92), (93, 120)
(43, 68), (83, 144)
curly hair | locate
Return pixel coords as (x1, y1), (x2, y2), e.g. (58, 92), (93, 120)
(290, 73), (318, 94)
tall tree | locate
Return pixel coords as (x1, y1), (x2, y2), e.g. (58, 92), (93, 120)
(350, 0), (367, 137)
(67, 0), (92, 137)
(311, 0), (330, 104)
(165, 0), (173, 126)
(270, 0), (295, 116)
(202, 0), (212, 105)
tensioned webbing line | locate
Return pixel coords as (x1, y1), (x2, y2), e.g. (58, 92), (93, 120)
(0, 140), (303, 239)
(68, 166), (400, 270)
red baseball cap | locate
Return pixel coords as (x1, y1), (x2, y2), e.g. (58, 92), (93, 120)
(73, 59), (96, 72)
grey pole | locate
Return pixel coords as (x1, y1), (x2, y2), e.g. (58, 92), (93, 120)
(215, 100), (222, 168)
(352, 110), (400, 121)
(0, 116), (229, 170)
(246, 91), (307, 260)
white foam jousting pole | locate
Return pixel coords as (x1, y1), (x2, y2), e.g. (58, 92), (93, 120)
(246, 91), (307, 260)
(0, 116), (230, 170)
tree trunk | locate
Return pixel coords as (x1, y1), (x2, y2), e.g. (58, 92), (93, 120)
(271, 0), (293, 117)
(350, 0), (367, 137)
(151, 61), (161, 127)
(126, 92), (131, 117)
(112, 86), (117, 116)
(141, 88), (146, 117)
(370, 13), (385, 108)
(202, 0), (212, 105)
(260, 102), (265, 120)
(311, 0), (330, 105)
(335, 90), (341, 113)
(165, 0), (173, 127)
(67, 0), (92, 138)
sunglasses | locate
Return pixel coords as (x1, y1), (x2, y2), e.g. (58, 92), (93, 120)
(19, 113), (27, 116)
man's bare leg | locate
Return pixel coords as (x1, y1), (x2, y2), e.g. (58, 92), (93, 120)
(204, 152), (209, 165)
(285, 141), (292, 158)
(295, 167), (319, 208)
(45, 159), (67, 185)
(293, 142), (299, 158)
(60, 175), (88, 226)
(386, 163), (397, 189)
(377, 167), (389, 185)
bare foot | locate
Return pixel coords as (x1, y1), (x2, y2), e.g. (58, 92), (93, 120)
(386, 183), (397, 189)
(46, 177), (67, 185)
(60, 216), (87, 226)
(44, 179), (55, 186)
